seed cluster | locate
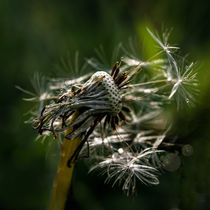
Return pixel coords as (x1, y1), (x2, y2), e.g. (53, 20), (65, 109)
(33, 63), (131, 166)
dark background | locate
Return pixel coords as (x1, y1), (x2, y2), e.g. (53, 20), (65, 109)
(1, 0), (210, 209)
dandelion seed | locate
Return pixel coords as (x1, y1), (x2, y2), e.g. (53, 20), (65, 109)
(90, 148), (160, 195)
(147, 29), (199, 109)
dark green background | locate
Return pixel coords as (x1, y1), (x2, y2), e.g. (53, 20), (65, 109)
(1, 0), (210, 209)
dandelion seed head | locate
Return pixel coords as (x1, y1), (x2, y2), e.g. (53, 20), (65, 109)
(19, 28), (199, 196)
(85, 71), (122, 115)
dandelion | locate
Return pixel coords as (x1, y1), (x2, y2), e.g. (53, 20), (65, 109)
(20, 28), (198, 209)
(33, 65), (133, 166)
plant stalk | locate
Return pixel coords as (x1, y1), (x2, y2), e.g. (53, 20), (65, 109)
(49, 112), (81, 210)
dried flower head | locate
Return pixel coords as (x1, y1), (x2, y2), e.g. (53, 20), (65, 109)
(32, 62), (135, 165)
(21, 28), (198, 195)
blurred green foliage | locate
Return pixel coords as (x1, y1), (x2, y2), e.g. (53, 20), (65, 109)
(0, 0), (210, 209)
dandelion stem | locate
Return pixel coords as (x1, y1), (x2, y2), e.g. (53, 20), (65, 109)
(49, 112), (81, 210)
